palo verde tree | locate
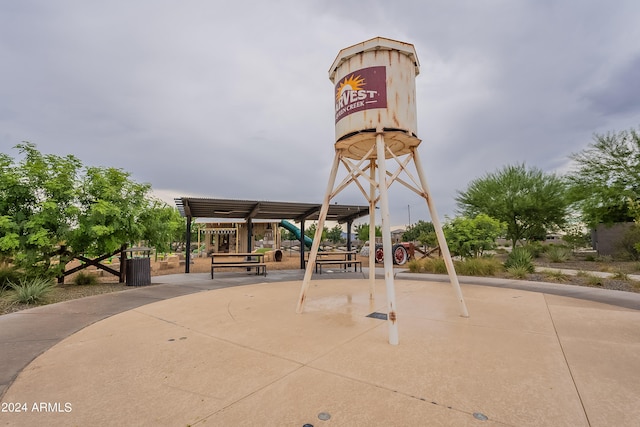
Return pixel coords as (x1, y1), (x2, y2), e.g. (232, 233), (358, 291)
(456, 163), (568, 247)
(566, 127), (640, 227)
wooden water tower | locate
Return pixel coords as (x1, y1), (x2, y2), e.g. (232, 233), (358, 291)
(297, 37), (469, 345)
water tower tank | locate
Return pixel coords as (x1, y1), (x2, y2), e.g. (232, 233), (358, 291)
(329, 37), (421, 160)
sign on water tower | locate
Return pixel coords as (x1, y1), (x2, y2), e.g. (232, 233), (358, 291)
(329, 37), (421, 159)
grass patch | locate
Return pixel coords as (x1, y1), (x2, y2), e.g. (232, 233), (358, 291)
(455, 257), (503, 276)
(506, 266), (530, 279)
(8, 276), (55, 305)
(611, 270), (630, 281)
(543, 270), (569, 282)
(586, 275), (605, 287)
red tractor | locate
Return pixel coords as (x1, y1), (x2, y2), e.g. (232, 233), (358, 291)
(374, 242), (414, 265)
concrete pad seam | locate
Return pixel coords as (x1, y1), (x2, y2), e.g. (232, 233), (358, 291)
(543, 294), (592, 426)
(302, 364), (515, 426)
(191, 364), (308, 426)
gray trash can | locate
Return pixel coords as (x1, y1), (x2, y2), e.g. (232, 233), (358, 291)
(125, 247), (152, 286)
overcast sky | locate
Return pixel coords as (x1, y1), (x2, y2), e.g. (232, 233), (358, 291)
(2, 0), (639, 228)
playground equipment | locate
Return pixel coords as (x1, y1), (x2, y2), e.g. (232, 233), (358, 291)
(279, 220), (313, 249)
(297, 37), (469, 345)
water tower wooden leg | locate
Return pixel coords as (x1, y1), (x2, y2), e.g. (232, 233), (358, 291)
(412, 148), (469, 318)
(368, 158), (376, 300)
(296, 151), (341, 314)
(376, 133), (399, 345)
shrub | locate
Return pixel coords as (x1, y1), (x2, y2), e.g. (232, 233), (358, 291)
(611, 270), (630, 281)
(586, 275), (604, 287)
(522, 242), (544, 258)
(421, 258), (448, 274)
(406, 259), (423, 273)
(455, 257), (503, 276)
(0, 268), (22, 290)
(506, 266), (530, 279)
(584, 254), (596, 262)
(73, 271), (98, 286)
(504, 247), (535, 273)
(8, 277), (55, 305)
(546, 245), (571, 263)
(544, 270), (569, 282)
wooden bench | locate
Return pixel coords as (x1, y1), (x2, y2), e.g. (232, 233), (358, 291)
(314, 260), (362, 274)
(306, 251), (362, 274)
(210, 253), (267, 279)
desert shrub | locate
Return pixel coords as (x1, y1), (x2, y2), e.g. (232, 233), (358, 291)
(522, 242), (544, 258)
(586, 275), (604, 287)
(544, 270), (569, 282)
(506, 266), (530, 279)
(504, 247), (534, 273)
(614, 225), (640, 261)
(611, 270), (630, 281)
(8, 276), (55, 305)
(0, 268), (22, 290)
(546, 245), (571, 263)
(421, 258), (448, 274)
(407, 259), (423, 273)
(73, 271), (98, 286)
(455, 257), (503, 276)
(584, 254), (596, 262)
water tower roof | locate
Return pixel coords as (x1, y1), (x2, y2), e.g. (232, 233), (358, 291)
(329, 36), (420, 82)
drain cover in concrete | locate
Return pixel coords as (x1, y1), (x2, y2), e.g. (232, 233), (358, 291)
(366, 312), (388, 320)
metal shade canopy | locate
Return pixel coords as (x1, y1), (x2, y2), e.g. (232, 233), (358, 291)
(174, 197), (369, 223)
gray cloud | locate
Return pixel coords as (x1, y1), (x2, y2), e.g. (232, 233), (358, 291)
(1, 0), (639, 226)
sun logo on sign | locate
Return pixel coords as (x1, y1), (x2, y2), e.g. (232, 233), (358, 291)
(336, 74), (365, 101)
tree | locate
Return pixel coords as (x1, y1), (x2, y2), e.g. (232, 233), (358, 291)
(354, 223), (381, 241)
(443, 214), (506, 258)
(66, 166), (151, 257)
(566, 128), (640, 227)
(0, 143), (82, 277)
(0, 143), (180, 277)
(402, 220), (437, 247)
(304, 223), (327, 241)
(326, 224), (344, 244)
(456, 164), (568, 247)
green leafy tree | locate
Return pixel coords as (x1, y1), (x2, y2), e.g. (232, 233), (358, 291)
(456, 164), (568, 247)
(443, 214), (506, 258)
(304, 223), (328, 241)
(1, 143), (181, 277)
(139, 200), (184, 254)
(566, 128), (640, 227)
(326, 224), (344, 244)
(354, 223), (381, 241)
(0, 143), (81, 277)
(67, 166), (151, 257)
(402, 220), (437, 247)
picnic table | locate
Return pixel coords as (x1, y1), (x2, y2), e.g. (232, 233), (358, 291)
(306, 251), (362, 274)
(210, 252), (267, 279)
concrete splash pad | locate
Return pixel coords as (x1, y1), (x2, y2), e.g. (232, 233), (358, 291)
(3, 279), (639, 426)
